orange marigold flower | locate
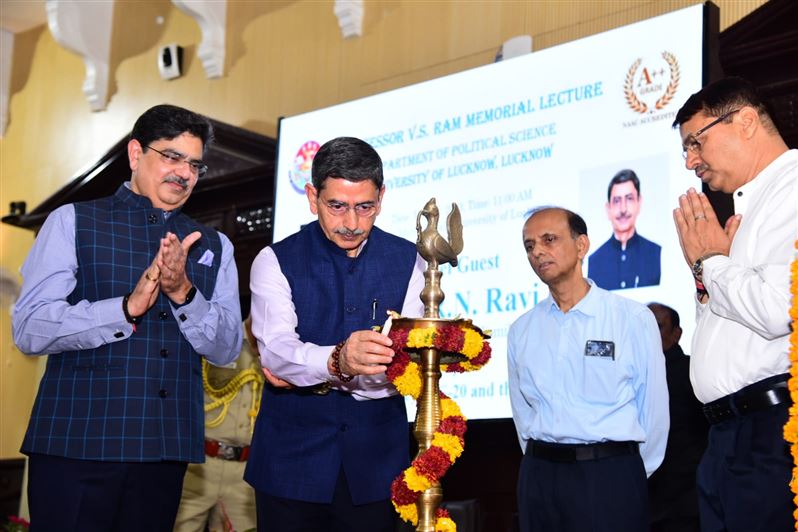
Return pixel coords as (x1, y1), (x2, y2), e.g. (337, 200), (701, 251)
(787, 242), (798, 520)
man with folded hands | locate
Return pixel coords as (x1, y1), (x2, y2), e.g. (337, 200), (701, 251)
(672, 77), (797, 532)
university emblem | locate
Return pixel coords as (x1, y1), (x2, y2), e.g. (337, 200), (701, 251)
(288, 140), (320, 193)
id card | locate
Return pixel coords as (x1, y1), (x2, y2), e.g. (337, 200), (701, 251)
(585, 340), (615, 360)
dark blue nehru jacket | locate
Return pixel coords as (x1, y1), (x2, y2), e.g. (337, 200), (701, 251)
(588, 232), (661, 290)
(22, 185), (221, 463)
(245, 221), (417, 505)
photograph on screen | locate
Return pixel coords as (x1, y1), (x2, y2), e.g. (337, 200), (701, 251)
(580, 153), (671, 292)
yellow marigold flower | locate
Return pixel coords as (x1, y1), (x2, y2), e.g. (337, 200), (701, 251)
(441, 397), (464, 420)
(405, 467), (433, 492)
(432, 432), (464, 461)
(407, 327), (437, 348)
(461, 329), (484, 358)
(394, 362), (422, 400)
(395, 502), (418, 525)
(435, 516), (457, 532)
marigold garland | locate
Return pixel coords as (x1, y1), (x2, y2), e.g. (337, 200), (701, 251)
(386, 321), (491, 530)
(784, 240), (798, 529)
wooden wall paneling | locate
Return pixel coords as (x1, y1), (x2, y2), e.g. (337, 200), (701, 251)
(718, 0), (798, 148)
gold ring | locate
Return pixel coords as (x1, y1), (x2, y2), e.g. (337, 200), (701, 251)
(145, 271), (160, 282)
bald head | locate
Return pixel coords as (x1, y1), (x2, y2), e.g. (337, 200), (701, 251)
(525, 207), (588, 239)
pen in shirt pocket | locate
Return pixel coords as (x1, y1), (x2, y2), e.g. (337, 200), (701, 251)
(372, 298), (378, 320)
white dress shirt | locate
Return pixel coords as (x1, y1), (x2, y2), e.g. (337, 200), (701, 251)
(250, 245), (426, 401)
(691, 149), (798, 403)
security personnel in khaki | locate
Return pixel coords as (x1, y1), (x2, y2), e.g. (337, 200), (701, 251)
(174, 319), (264, 532)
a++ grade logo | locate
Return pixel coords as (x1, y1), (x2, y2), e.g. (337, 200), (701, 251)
(624, 51), (680, 114)
(288, 140), (320, 193)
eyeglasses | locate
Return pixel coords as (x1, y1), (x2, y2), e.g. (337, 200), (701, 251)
(322, 199), (379, 218)
(146, 145), (208, 177)
(681, 109), (740, 159)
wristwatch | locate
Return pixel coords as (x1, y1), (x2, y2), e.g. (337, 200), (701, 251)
(122, 293), (143, 325)
(181, 285), (198, 305)
(171, 285), (197, 307)
(691, 252), (724, 282)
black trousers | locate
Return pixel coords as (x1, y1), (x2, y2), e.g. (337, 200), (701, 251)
(697, 398), (793, 532)
(255, 468), (397, 532)
(27, 453), (187, 532)
(517, 447), (649, 532)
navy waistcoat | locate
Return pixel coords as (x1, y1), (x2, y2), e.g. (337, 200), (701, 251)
(588, 232), (661, 290)
(22, 185), (221, 463)
(245, 221), (417, 504)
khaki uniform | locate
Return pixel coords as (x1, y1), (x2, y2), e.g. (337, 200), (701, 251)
(174, 333), (262, 532)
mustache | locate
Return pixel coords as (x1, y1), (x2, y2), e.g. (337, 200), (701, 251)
(164, 175), (190, 189)
(333, 227), (365, 237)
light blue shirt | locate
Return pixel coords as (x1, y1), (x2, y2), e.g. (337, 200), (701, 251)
(12, 195), (242, 365)
(507, 280), (669, 476)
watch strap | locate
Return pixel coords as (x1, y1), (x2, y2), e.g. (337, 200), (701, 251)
(172, 285), (197, 308)
(122, 293), (144, 325)
(692, 252), (724, 282)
